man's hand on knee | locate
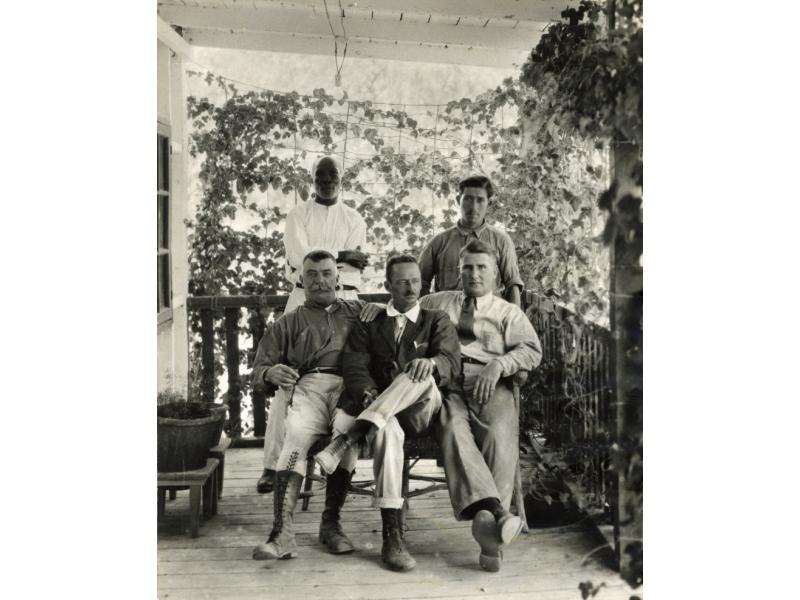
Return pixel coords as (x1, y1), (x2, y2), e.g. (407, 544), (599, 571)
(404, 358), (435, 383)
(266, 364), (300, 389)
(473, 360), (504, 410)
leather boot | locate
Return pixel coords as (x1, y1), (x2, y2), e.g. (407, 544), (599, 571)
(256, 468), (275, 494)
(472, 510), (503, 572)
(381, 509), (416, 572)
(318, 468), (355, 554)
(253, 470), (303, 560)
(314, 435), (353, 475)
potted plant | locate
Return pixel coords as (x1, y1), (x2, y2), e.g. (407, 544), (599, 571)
(157, 390), (228, 472)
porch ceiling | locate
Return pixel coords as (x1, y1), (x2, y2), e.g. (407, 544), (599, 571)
(157, 0), (574, 69)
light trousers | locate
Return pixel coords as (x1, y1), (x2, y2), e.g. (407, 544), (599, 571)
(355, 373), (442, 509)
(275, 373), (359, 477)
(435, 364), (519, 520)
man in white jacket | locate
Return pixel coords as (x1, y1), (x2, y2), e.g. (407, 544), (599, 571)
(257, 155), (368, 494)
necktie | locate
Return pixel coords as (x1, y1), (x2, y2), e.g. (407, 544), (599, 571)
(457, 296), (477, 344)
(395, 315), (406, 345)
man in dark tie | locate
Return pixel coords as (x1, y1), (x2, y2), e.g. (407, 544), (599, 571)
(421, 239), (542, 572)
(313, 254), (461, 571)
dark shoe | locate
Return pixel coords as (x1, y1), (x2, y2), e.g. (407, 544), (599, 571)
(256, 468), (275, 494)
(472, 510), (502, 572)
(253, 470), (302, 560)
(314, 435), (352, 475)
(318, 468), (355, 554)
(381, 509), (416, 572)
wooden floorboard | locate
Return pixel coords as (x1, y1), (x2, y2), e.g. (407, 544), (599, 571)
(158, 448), (637, 600)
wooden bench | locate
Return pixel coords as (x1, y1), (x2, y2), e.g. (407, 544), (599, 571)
(210, 436), (232, 498)
(157, 458), (219, 538)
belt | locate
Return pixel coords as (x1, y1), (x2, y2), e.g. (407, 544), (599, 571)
(301, 366), (341, 376)
(293, 283), (359, 291)
(461, 356), (487, 366)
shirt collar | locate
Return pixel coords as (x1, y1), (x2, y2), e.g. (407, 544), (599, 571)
(455, 220), (488, 236)
(386, 300), (420, 323)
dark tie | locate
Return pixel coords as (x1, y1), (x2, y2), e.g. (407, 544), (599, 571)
(457, 296), (477, 344)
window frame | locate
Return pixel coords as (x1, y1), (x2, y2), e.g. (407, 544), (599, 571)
(157, 121), (173, 325)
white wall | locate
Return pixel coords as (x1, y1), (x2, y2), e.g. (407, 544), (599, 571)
(157, 39), (190, 397)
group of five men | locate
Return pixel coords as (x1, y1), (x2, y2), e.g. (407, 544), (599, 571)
(250, 156), (542, 573)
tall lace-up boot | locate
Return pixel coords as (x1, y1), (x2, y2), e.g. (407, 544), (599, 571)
(252, 470), (303, 560)
(318, 467), (355, 554)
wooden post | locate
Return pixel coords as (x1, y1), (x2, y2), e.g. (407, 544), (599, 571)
(250, 309), (267, 437)
(200, 309), (215, 404)
(609, 138), (643, 585)
(224, 308), (242, 437)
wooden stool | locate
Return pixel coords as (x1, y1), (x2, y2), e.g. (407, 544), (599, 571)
(210, 437), (232, 499)
(158, 458), (219, 538)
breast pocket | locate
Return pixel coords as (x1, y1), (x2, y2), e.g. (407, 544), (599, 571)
(478, 322), (505, 355)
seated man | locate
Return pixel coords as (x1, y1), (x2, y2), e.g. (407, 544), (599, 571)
(421, 239), (543, 572)
(250, 250), (364, 561)
(314, 254), (461, 572)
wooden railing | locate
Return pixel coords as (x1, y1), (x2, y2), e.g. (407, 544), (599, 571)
(521, 291), (614, 516)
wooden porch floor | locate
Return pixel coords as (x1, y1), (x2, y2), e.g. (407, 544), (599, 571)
(158, 448), (634, 600)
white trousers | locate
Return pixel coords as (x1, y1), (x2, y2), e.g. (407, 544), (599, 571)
(275, 373), (359, 477)
(356, 373), (442, 510)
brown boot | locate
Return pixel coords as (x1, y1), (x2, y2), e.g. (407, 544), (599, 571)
(318, 468), (355, 554)
(381, 509), (416, 572)
(252, 470), (302, 560)
(256, 468), (275, 494)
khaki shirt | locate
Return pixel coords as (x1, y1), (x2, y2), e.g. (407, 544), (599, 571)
(252, 299), (366, 385)
(418, 221), (524, 296)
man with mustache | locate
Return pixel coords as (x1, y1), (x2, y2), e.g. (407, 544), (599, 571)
(313, 254), (460, 572)
(257, 155), (368, 494)
(420, 239), (542, 572)
(418, 174), (523, 306)
(251, 250), (365, 560)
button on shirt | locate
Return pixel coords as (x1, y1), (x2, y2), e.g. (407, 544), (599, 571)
(386, 300), (421, 344)
(420, 291), (542, 376)
(418, 221), (524, 296)
(283, 200), (367, 288)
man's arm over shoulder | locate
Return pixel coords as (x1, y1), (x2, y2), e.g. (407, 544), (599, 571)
(426, 309), (461, 389)
(494, 303), (542, 376)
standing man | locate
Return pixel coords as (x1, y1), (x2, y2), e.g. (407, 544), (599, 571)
(257, 155), (368, 494)
(313, 255), (461, 571)
(418, 174), (523, 306)
(421, 240), (542, 572)
(251, 250), (363, 560)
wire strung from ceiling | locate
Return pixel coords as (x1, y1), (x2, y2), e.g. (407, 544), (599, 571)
(323, 0), (348, 87)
